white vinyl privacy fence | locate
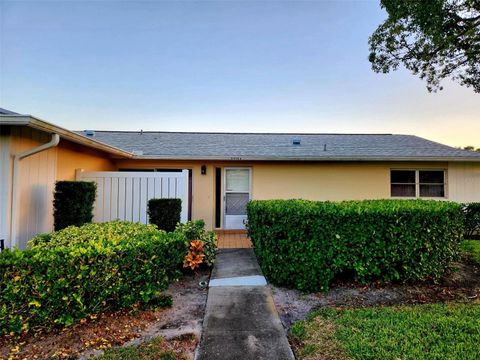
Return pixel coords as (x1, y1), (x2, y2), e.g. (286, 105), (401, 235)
(76, 170), (189, 224)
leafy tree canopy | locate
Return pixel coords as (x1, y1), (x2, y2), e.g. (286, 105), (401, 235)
(369, 0), (480, 92)
(462, 145), (480, 151)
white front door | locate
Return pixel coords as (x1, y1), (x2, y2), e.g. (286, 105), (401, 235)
(224, 168), (251, 229)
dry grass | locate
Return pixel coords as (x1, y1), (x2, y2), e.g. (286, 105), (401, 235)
(290, 315), (347, 360)
(98, 334), (197, 360)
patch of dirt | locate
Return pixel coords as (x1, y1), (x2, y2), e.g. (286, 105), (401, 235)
(272, 260), (480, 330)
(0, 268), (210, 360)
(99, 333), (198, 360)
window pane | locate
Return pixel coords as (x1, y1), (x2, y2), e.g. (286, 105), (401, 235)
(391, 170), (415, 184)
(225, 193), (249, 215)
(420, 185), (445, 197)
(419, 171), (444, 184)
(391, 184), (416, 197)
(226, 169), (249, 192)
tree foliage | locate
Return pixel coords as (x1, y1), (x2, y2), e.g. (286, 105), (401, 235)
(369, 0), (480, 92)
(462, 145), (480, 151)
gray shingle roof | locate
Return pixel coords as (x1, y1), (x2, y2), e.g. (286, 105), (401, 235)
(0, 108), (20, 115)
(76, 131), (480, 161)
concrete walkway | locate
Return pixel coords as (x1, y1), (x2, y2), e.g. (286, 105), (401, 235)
(196, 249), (294, 360)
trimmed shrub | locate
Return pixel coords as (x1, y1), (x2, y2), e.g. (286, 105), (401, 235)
(53, 181), (97, 231)
(247, 199), (464, 292)
(0, 221), (186, 335)
(148, 199), (182, 232)
(463, 203), (480, 239)
(175, 220), (218, 267)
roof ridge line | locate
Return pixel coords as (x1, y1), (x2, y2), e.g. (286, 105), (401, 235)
(77, 130), (395, 136)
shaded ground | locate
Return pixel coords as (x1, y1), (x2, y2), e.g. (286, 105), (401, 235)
(97, 334), (196, 360)
(0, 269), (209, 360)
(272, 260), (480, 330)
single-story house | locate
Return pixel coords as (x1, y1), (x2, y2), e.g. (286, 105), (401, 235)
(1, 108), (480, 249)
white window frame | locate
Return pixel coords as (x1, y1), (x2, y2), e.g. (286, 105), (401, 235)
(390, 169), (447, 199)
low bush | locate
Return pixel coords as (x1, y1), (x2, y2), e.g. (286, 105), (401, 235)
(463, 202), (480, 239)
(247, 199), (464, 292)
(0, 221), (186, 335)
(175, 220), (218, 267)
(53, 181), (97, 231)
(147, 199), (182, 232)
(28, 221), (162, 249)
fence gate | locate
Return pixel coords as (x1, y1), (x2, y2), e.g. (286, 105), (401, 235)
(76, 170), (189, 224)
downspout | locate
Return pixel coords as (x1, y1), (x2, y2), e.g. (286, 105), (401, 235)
(10, 133), (60, 248)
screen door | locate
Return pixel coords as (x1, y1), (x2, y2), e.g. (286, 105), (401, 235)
(224, 168), (251, 229)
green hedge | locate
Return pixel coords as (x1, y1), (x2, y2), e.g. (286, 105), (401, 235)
(147, 198), (182, 232)
(463, 202), (480, 239)
(54, 181), (97, 231)
(247, 199), (464, 292)
(0, 221), (186, 335)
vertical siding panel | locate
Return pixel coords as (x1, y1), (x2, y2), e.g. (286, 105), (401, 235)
(21, 128), (34, 247)
(448, 162), (480, 203)
(111, 177), (119, 220)
(132, 178), (140, 222)
(0, 128), (11, 244)
(147, 177), (155, 200)
(139, 177), (148, 224)
(95, 178), (104, 222)
(46, 147), (57, 233)
(154, 177), (161, 198)
(161, 178), (168, 198)
(36, 142), (48, 235)
(179, 170), (189, 222)
(125, 177), (133, 221)
(103, 177), (112, 222)
(174, 177), (179, 197)
(118, 177), (126, 220)
(168, 178), (175, 197)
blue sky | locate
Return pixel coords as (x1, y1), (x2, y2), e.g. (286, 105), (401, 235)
(1, 1), (479, 147)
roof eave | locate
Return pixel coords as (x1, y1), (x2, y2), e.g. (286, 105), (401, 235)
(0, 115), (133, 158)
(132, 154), (480, 162)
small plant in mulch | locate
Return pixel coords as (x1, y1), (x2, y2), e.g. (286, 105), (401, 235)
(183, 240), (205, 270)
(176, 220), (218, 267)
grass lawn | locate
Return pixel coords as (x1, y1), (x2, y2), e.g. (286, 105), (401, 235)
(461, 240), (480, 265)
(291, 303), (480, 360)
(98, 336), (193, 360)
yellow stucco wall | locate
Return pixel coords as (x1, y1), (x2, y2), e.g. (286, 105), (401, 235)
(114, 160), (457, 230)
(252, 162), (390, 201)
(56, 140), (116, 180)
